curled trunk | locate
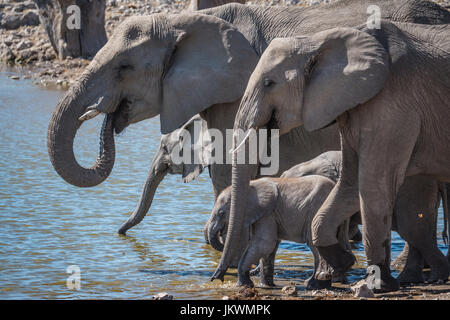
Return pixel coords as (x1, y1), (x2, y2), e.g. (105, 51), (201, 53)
(47, 80), (116, 188)
(118, 161), (168, 235)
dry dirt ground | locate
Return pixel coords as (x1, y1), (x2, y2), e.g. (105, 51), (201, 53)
(226, 273), (450, 300)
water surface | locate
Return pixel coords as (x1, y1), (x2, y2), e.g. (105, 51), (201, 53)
(0, 71), (447, 299)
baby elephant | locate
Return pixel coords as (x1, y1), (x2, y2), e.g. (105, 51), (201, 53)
(207, 175), (341, 287)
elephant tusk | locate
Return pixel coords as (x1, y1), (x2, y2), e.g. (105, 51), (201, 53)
(79, 109), (101, 122)
(229, 127), (257, 154)
(78, 96), (105, 122)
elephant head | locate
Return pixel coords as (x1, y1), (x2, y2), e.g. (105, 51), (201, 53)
(118, 115), (211, 235)
(212, 27), (389, 280)
(48, 13), (258, 188)
(207, 178), (278, 266)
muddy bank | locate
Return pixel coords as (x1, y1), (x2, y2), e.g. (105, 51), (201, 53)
(224, 277), (450, 300)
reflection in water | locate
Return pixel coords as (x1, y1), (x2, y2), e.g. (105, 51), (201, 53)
(0, 72), (448, 299)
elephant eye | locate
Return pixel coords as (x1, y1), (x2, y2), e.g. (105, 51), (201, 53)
(218, 209), (226, 216)
(264, 78), (275, 87)
(119, 64), (134, 72)
(162, 145), (168, 154)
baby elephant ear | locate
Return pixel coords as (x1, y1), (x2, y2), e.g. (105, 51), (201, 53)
(160, 14), (259, 134)
(179, 115), (208, 183)
(245, 178), (279, 228)
(302, 27), (390, 132)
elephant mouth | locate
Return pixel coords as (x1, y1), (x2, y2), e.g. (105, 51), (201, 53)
(218, 225), (228, 245)
(112, 99), (130, 135)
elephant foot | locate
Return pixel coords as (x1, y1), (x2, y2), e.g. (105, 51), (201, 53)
(237, 271), (255, 288)
(259, 280), (275, 287)
(397, 269), (424, 285)
(237, 279), (255, 288)
(305, 276), (332, 290)
(374, 277), (400, 293)
(332, 272), (348, 284)
(316, 243), (356, 274)
(371, 265), (400, 293)
(427, 269), (449, 284)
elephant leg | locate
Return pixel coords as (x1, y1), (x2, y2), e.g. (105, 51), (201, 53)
(349, 213), (362, 242)
(359, 191), (398, 293)
(392, 242), (409, 271)
(237, 219), (278, 287)
(397, 243), (425, 284)
(394, 176), (449, 283)
(357, 163), (407, 292)
(306, 244), (334, 290)
(259, 240), (280, 287)
(312, 140), (359, 284)
(332, 219), (352, 284)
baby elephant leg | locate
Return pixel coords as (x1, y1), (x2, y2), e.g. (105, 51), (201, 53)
(306, 244), (334, 290)
(237, 218), (278, 287)
(259, 241), (280, 287)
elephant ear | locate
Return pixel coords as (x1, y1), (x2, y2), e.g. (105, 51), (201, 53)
(301, 27), (390, 131)
(244, 178), (279, 228)
(160, 14), (259, 134)
(179, 115), (211, 183)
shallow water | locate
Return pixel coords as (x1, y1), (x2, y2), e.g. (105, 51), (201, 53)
(0, 71), (447, 299)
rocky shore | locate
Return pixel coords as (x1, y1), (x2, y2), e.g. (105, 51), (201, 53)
(0, 0), (310, 87)
(1, 0), (449, 87)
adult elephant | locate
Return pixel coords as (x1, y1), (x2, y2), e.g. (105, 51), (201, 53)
(46, 1), (449, 284)
(224, 20), (450, 292)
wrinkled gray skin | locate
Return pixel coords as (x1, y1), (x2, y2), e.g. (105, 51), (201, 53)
(189, 0), (245, 11)
(45, 1), (450, 288)
(208, 175), (339, 287)
(230, 21), (450, 292)
(282, 151), (450, 284)
(118, 115), (211, 235)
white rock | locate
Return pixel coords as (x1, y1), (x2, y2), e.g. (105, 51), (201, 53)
(152, 292), (173, 300)
(281, 285), (298, 296)
(351, 282), (374, 298)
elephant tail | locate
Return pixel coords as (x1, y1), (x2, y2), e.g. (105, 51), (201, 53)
(439, 183), (449, 245)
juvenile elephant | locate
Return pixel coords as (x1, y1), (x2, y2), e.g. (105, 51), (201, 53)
(208, 175), (338, 287)
(226, 21), (450, 291)
(118, 115), (211, 235)
(282, 151), (450, 284)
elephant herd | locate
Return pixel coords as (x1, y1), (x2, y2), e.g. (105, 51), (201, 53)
(47, 1), (450, 293)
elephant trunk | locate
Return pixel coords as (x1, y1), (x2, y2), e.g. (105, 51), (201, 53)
(118, 156), (168, 235)
(211, 133), (255, 281)
(207, 221), (225, 252)
(47, 77), (115, 187)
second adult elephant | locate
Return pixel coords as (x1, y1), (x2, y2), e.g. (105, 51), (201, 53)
(224, 21), (450, 291)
